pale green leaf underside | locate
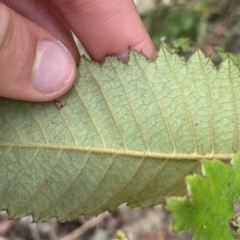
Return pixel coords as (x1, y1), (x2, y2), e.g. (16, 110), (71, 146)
(0, 47), (239, 222)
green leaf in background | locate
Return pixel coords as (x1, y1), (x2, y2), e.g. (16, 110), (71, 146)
(112, 231), (129, 240)
(142, 4), (203, 47)
(172, 38), (193, 52)
(163, 38), (195, 62)
(166, 153), (240, 240)
(215, 47), (240, 71)
(1, 47), (240, 222)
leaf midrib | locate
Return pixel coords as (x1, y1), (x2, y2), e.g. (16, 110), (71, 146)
(0, 142), (233, 160)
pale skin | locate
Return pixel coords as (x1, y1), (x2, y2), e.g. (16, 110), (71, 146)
(0, 0), (156, 102)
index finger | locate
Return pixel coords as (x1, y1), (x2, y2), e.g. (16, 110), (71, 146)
(49, 0), (156, 61)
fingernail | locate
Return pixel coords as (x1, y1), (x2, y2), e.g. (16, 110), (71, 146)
(32, 40), (75, 93)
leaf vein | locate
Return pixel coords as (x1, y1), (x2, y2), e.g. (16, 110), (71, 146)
(197, 52), (215, 154)
(128, 159), (169, 202)
(0, 142), (234, 161)
(0, 112), (23, 143)
(0, 147), (11, 166)
(58, 109), (78, 145)
(101, 156), (145, 209)
(12, 149), (63, 219)
(38, 151), (91, 218)
(73, 84), (106, 148)
(109, 59), (150, 152)
(25, 104), (48, 144)
(0, 148), (40, 202)
(228, 61), (237, 151)
(86, 61), (127, 149)
(133, 53), (177, 153)
(164, 49), (197, 152)
(67, 154), (116, 218)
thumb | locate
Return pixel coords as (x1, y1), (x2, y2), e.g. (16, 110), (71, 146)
(0, 3), (76, 102)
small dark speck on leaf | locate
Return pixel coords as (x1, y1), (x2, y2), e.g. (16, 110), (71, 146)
(119, 142), (124, 148)
(54, 100), (64, 109)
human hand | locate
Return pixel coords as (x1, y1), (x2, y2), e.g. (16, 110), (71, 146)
(0, 0), (156, 102)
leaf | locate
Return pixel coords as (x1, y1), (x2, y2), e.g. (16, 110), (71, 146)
(215, 47), (240, 71)
(112, 231), (129, 240)
(166, 153), (240, 240)
(0, 47), (239, 222)
(172, 38), (193, 52)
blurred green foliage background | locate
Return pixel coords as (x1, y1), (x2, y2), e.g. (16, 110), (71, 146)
(141, 0), (240, 66)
